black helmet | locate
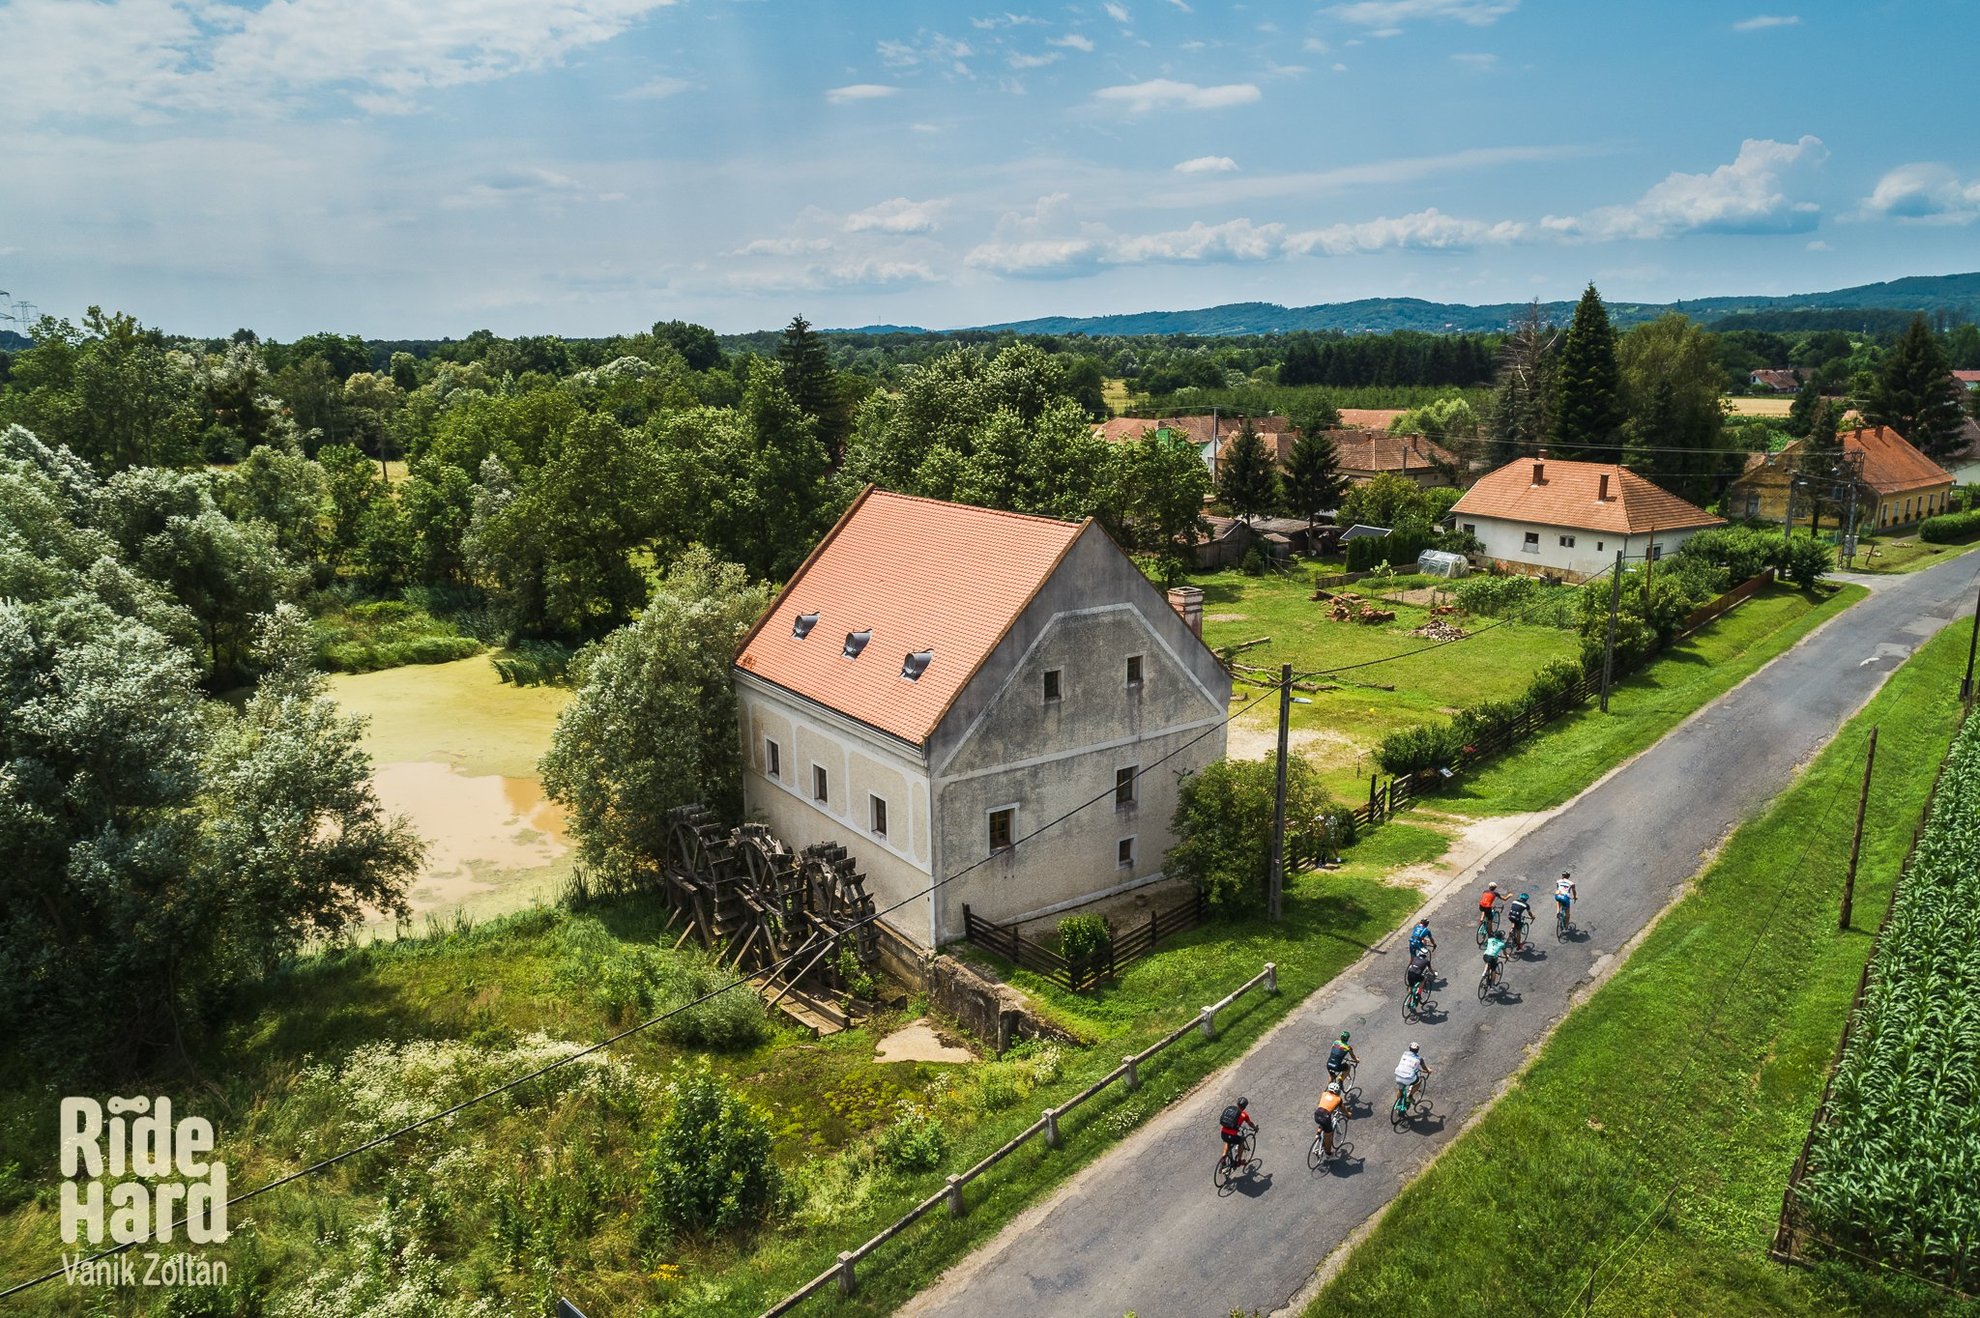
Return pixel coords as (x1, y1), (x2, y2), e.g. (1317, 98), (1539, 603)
(1237, 1095), (1249, 1108)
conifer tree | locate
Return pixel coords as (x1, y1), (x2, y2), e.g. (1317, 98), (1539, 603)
(1283, 427), (1346, 528)
(776, 314), (850, 464)
(1785, 376), (1821, 438)
(1216, 418), (1280, 524)
(1865, 315), (1965, 456)
(1551, 283), (1625, 460)
(1798, 401), (1846, 537)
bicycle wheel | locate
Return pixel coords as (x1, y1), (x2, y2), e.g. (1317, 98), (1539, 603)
(1556, 908), (1570, 940)
(1477, 969), (1490, 1000)
(1390, 1091), (1408, 1129)
(1213, 1150), (1232, 1188)
(1475, 918), (1488, 947)
(1308, 1132), (1325, 1171)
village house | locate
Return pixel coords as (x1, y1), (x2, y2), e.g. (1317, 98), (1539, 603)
(1092, 413), (1299, 477)
(1725, 426), (1954, 531)
(1327, 429), (1460, 489)
(1449, 455), (1724, 581)
(1748, 368), (1806, 392)
(1935, 417), (1980, 488)
(732, 487), (1231, 950)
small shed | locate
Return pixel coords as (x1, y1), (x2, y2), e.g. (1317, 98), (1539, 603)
(1417, 548), (1469, 579)
(1340, 523), (1391, 542)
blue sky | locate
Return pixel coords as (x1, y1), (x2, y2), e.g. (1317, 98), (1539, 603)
(1, 0), (1975, 338)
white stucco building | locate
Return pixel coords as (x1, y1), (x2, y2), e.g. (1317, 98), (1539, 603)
(732, 487), (1232, 950)
(1449, 455), (1725, 582)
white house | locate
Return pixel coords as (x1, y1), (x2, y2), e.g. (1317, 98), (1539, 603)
(732, 487), (1232, 949)
(1449, 455), (1725, 581)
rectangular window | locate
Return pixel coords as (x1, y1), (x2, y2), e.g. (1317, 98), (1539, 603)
(1115, 766), (1137, 808)
(1126, 654), (1144, 687)
(1596, 541), (1604, 552)
(1461, 523), (1476, 536)
(1521, 531), (1540, 552)
(989, 807), (1015, 852)
(812, 764), (828, 803)
(1118, 837), (1135, 868)
(1044, 668), (1062, 702)
(1558, 534), (1576, 548)
(766, 739), (781, 779)
(1647, 542), (1664, 562)
(870, 795), (888, 837)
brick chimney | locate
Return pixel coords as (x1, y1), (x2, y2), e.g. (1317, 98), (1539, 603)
(1167, 586), (1204, 639)
(1598, 471), (1611, 501)
(1531, 457), (1546, 485)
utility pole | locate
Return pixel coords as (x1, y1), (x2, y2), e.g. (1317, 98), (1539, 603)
(1600, 549), (1625, 712)
(1842, 475), (1860, 569)
(1268, 663), (1292, 922)
(1841, 727), (1878, 931)
(1962, 580), (1980, 703)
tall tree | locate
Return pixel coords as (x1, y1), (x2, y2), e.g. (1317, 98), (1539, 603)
(1216, 419), (1280, 523)
(1283, 428), (1346, 527)
(1797, 401), (1847, 537)
(1785, 376), (1822, 438)
(777, 314), (850, 464)
(1551, 284), (1625, 461)
(1487, 302), (1558, 466)
(1864, 315), (1966, 456)
(1095, 428), (1210, 582)
(1618, 312), (1732, 505)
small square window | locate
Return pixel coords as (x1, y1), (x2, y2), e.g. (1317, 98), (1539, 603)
(1461, 523), (1476, 536)
(766, 740), (781, 779)
(1522, 532), (1540, 551)
(870, 795), (888, 837)
(1044, 669), (1062, 701)
(1115, 766), (1137, 808)
(989, 808), (1015, 852)
(812, 764), (828, 803)
(1118, 837), (1135, 868)
(1126, 655), (1144, 687)
(1558, 534), (1576, 548)
(1647, 542), (1664, 562)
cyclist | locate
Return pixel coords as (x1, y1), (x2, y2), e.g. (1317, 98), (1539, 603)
(1408, 918), (1436, 960)
(1405, 947), (1432, 1004)
(1219, 1096), (1258, 1173)
(1505, 891), (1533, 950)
(1555, 871), (1577, 928)
(1314, 1080), (1348, 1158)
(1325, 1031), (1358, 1085)
(1482, 928), (1508, 986)
(1394, 1043), (1431, 1109)
(1477, 881), (1503, 934)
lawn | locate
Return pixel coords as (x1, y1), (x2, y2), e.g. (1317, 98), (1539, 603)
(1308, 622), (1972, 1317)
(1848, 529), (1980, 575)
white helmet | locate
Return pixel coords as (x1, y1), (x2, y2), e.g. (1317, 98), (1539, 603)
(1408, 1041), (1421, 1053)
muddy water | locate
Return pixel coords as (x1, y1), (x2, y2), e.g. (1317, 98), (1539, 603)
(369, 761), (572, 919)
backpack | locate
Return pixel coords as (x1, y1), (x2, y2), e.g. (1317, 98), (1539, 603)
(1220, 1104), (1242, 1130)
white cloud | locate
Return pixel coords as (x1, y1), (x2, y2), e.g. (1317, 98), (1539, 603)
(734, 236), (835, 257)
(826, 83), (901, 103)
(1806, 240), (1830, 250)
(1564, 136), (1827, 239)
(971, 13), (1047, 29)
(443, 165), (619, 211)
(1861, 164), (1980, 224)
(1732, 14), (1800, 30)
(1104, 3), (1132, 23)
(1092, 78), (1262, 112)
(1303, 37), (1331, 52)
(1450, 52), (1498, 69)
(725, 259), (941, 294)
(1174, 155), (1239, 173)
(1167, 0), (1194, 10)
(877, 32), (974, 69)
(843, 197), (948, 234)
(1284, 208), (1527, 256)
(1050, 33), (1096, 51)
(620, 74), (692, 100)
(1111, 218), (1282, 264)
(1325, 0), (1518, 31)
(1009, 50), (1062, 68)
(0, 0), (682, 120)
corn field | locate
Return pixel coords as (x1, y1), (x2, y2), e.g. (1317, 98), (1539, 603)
(1792, 712), (1980, 1291)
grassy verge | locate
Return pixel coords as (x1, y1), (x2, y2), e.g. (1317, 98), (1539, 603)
(1441, 582), (1863, 815)
(1850, 531), (1980, 575)
(1309, 622), (1973, 1317)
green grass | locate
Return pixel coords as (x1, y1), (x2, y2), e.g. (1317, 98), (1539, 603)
(1442, 582), (1864, 815)
(311, 590), (485, 672)
(1309, 623), (1975, 1317)
(1849, 531), (1980, 575)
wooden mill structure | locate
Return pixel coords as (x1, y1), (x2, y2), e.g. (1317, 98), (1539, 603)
(662, 804), (880, 1033)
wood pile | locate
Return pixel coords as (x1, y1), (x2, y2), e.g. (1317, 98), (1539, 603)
(1325, 592), (1395, 624)
(1410, 619), (1468, 641)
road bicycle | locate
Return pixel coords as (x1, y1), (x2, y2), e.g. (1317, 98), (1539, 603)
(1326, 1059), (1358, 1094)
(1475, 914), (1492, 947)
(1403, 979), (1431, 1020)
(1308, 1112), (1350, 1170)
(1555, 902), (1573, 940)
(1390, 1077), (1426, 1128)
(1507, 918), (1529, 954)
(1213, 1128), (1256, 1187)
(1478, 958), (1503, 1000)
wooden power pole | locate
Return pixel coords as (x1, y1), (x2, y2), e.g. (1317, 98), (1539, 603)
(1841, 726), (1878, 931)
(1268, 662), (1291, 922)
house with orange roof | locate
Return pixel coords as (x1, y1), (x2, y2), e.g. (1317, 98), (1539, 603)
(1449, 454), (1724, 581)
(1329, 429), (1459, 489)
(1725, 426), (1954, 530)
(732, 487), (1232, 948)
(1092, 413), (1298, 475)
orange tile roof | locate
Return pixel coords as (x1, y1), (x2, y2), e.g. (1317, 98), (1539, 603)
(1839, 426), (1953, 495)
(1330, 430), (1456, 474)
(734, 487), (1086, 745)
(1451, 457), (1723, 534)
(1338, 408), (1405, 430)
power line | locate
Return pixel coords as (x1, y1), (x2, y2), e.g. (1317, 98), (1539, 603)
(0, 672), (1284, 1300)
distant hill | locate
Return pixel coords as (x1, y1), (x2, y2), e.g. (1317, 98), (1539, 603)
(0, 329), (29, 352)
(934, 272), (1980, 338)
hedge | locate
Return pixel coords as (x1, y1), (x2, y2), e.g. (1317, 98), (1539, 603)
(1919, 508), (1980, 544)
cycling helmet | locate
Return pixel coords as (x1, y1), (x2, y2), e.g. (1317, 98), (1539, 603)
(1561, 870), (1571, 879)
(1408, 1041), (1421, 1053)
(1518, 892), (1530, 902)
(1487, 882), (1499, 891)
(1338, 1031), (1350, 1042)
(1327, 1080), (1342, 1094)
(1237, 1095), (1249, 1108)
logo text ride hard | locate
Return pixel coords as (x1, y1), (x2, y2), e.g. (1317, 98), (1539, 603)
(60, 1097), (229, 1246)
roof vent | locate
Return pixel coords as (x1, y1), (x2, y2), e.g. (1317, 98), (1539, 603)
(842, 630), (872, 660)
(792, 612), (819, 639)
(901, 649), (933, 681)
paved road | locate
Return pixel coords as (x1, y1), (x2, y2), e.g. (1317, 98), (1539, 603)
(903, 558), (1979, 1318)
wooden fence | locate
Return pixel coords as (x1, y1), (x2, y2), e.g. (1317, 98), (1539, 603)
(1681, 568), (1776, 633)
(759, 962), (1279, 1317)
(961, 888), (1209, 992)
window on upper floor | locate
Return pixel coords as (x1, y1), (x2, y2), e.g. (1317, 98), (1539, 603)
(1126, 654), (1144, 687)
(1116, 766), (1137, 808)
(812, 764), (828, 802)
(1044, 668), (1062, 702)
(870, 795), (888, 838)
(989, 807), (1015, 852)
(766, 740), (780, 779)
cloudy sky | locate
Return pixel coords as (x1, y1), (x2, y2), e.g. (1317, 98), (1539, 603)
(1, 0), (1975, 338)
